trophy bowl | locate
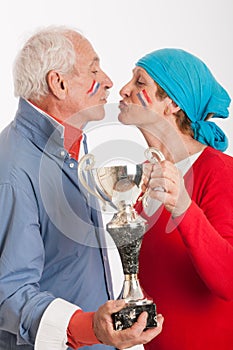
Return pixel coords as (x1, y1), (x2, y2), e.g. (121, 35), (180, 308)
(78, 148), (164, 330)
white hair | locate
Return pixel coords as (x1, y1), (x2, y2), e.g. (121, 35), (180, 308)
(13, 26), (82, 101)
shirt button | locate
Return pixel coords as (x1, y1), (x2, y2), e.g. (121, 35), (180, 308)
(69, 162), (75, 168)
(60, 150), (65, 157)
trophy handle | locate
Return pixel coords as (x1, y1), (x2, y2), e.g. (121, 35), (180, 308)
(140, 147), (166, 207)
(144, 147), (165, 163)
(78, 154), (106, 208)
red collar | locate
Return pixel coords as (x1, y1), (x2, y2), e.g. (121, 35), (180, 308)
(51, 116), (83, 161)
(28, 101), (83, 160)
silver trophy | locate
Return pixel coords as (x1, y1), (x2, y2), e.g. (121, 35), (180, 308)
(78, 147), (165, 330)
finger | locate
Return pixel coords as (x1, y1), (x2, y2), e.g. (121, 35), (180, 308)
(149, 177), (177, 193)
(143, 163), (153, 177)
(156, 314), (164, 329)
(96, 300), (126, 321)
(144, 313), (164, 332)
(131, 311), (148, 332)
(113, 312), (148, 348)
(148, 188), (177, 207)
(142, 173), (150, 186)
(141, 183), (148, 193)
(123, 313), (164, 347)
(107, 299), (126, 313)
(143, 162), (153, 171)
(140, 314), (164, 343)
(151, 161), (179, 181)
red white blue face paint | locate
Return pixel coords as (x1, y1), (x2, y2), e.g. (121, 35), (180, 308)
(86, 80), (100, 96)
(137, 89), (152, 107)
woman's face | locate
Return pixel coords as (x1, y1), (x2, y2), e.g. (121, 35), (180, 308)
(119, 67), (171, 126)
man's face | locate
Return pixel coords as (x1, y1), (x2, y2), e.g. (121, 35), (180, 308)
(64, 35), (113, 127)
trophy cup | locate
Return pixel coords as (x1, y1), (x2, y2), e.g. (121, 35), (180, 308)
(78, 147), (164, 330)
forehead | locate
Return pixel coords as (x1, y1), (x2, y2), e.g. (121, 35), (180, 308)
(133, 67), (155, 82)
(133, 67), (150, 78)
(73, 35), (99, 67)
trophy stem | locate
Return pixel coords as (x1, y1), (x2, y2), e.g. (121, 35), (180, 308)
(123, 274), (147, 303)
(106, 205), (146, 275)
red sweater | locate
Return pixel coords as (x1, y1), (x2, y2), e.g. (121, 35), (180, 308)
(137, 147), (233, 350)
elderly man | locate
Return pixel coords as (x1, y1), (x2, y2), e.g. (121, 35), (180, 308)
(0, 26), (163, 350)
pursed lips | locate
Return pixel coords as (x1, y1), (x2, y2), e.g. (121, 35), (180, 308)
(119, 100), (129, 111)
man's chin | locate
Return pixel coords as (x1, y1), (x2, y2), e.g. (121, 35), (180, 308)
(84, 104), (106, 122)
(92, 108), (105, 121)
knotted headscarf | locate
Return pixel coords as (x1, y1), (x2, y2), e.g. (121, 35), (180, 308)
(136, 48), (231, 151)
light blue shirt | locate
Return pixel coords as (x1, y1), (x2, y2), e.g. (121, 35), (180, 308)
(0, 98), (114, 349)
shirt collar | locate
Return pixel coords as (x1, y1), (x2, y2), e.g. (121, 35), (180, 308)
(176, 151), (203, 176)
(27, 100), (83, 160)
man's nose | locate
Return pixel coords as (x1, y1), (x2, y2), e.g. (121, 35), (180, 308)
(102, 72), (113, 89)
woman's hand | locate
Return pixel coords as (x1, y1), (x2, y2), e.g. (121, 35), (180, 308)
(143, 161), (191, 217)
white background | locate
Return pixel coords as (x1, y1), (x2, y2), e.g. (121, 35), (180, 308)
(1, 0), (233, 154)
(1, 0), (233, 299)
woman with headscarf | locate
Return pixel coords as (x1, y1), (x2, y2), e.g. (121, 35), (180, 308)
(118, 48), (233, 350)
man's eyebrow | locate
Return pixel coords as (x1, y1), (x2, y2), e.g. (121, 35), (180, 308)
(90, 56), (100, 66)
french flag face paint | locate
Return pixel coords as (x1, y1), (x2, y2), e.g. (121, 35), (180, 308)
(137, 89), (152, 107)
(86, 80), (100, 96)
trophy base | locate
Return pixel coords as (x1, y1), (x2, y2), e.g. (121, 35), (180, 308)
(112, 303), (157, 331)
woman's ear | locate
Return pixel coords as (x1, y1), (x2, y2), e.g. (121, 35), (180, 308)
(165, 99), (180, 115)
(47, 70), (67, 100)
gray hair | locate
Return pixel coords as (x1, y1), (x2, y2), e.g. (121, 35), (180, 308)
(13, 26), (81, 101)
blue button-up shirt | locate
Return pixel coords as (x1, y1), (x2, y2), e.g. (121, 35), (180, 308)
(0, 98), (114, 349)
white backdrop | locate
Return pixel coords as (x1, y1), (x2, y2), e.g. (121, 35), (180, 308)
(1, 0), (233, 154)
(1, 0), (233, 300)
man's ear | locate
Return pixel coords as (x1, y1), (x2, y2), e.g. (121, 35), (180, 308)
(47, 70), (66, 100)
(165, 99), (180, 115)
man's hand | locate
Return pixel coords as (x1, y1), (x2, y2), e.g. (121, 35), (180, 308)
(93, 300), (164, 349)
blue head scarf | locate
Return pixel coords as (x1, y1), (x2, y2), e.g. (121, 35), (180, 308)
(136, 48), (231, 151)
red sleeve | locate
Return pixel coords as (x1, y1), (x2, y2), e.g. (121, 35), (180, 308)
(173, 155), (233, 301)
(134, 195), (144, 214)
(67, 310), (101, 349)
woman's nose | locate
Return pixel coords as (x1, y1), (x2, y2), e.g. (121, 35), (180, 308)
(119, 83), (131, 98)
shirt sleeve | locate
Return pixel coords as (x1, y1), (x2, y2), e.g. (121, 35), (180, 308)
(67, 309), (101, 349)
(35, 298), (80, 350)
(173, 159), (233, 301)
(0, 183), (54, 345)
